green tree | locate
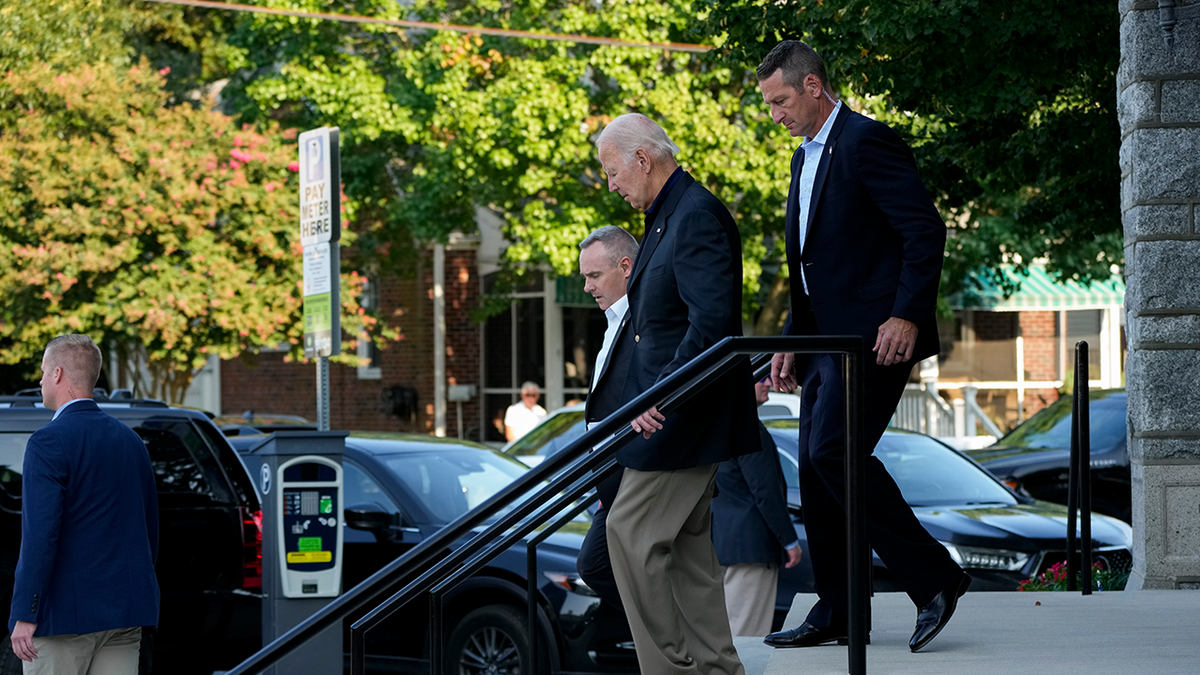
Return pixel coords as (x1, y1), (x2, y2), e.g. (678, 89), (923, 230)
(697, 0), (1121, 294)
(0, 62), (383, 402)
(220, 0), (798, 326)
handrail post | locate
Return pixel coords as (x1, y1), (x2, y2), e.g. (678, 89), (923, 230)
(430, 586), (445, 675)
(1077, 341), (1093, 594)
(1066, 349), (1081, 591)
(844, 348), (867, 675)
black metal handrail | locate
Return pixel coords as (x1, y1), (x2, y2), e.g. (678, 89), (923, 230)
(1067, 340), (1093, 593)
(223, 335), (868, 675)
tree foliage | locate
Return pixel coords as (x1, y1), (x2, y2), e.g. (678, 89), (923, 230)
(0, 62), (380, 401)
(697, 0), (1121, 293)
(220, 0), (799, 323)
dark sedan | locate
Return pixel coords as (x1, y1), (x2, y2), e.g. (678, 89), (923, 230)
(230, 432), (636, 675)
(499, 405), (1133, 610)
(964, 389), (1130, 522)
(764, 419), (1133, 597)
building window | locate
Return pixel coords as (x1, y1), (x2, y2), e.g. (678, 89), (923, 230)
(357, 280), (382, 380)
(482, 272), (547, 443)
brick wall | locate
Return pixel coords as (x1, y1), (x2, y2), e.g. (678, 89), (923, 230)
(220, 247), (484, 440)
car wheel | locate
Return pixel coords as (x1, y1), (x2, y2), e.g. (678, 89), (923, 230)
(445, 605), (535, 675)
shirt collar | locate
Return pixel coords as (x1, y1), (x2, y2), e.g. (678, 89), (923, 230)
(605, 294), (629, 324)
(51, 397), (93, 421)
(802, 100), (843, 150)
(644, 166), (684, 221)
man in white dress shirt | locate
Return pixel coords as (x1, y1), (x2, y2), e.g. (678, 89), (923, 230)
(575, 225), (639, 613)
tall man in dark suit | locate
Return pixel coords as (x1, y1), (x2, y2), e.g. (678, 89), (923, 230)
(576, 224), (639, 613)
(755, 41), (969, 653)
(596, 113), (760, 675)
(9, 335), (159, 674)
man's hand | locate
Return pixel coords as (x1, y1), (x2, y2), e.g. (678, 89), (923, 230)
(770, 352), (797, 393)
(873, 317), (918, 366)
(784, 545), (803, 569)
(11, 620), (37, 662)
(631, 406), (665, 439)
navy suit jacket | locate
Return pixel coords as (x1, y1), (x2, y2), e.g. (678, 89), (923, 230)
(585, 311), (632, 507)
(615, 172), (760, 471)
(9, 401), (160, 636)
(711, 422), (795, 566)
(782, 108), (945, 365)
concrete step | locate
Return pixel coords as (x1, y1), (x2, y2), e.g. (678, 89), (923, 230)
(754, 590), (1200, 675)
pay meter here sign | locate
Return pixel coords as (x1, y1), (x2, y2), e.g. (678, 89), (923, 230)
(299, 127), (341, 358)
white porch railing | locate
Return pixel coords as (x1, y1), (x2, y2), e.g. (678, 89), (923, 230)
(890, 383), (1004, 446)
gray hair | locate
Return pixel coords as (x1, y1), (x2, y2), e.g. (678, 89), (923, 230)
(757, 40), (830, 93)
(579, 226), (639, 267)
(596, 113), (680, 164)
(520, 381), (540, 394)
(45, 334), (103, 390)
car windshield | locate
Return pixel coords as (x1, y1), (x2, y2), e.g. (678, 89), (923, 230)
(875, 433), (1018, 506)
(383, 449), (582, 525)
(505, 410), (587, 460)
(763, 419), (1016, 507)
(995, 392), (1126, 452)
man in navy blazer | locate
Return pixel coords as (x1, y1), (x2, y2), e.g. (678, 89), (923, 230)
(756, 42), (968, 653)
(711, 381), (802, 637)
(596, 113), (759, 675)
(9, 335), (159, 673)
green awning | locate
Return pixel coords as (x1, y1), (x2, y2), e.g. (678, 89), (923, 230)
(556, 275), (596, 307)
(953, 264), (1125, 311)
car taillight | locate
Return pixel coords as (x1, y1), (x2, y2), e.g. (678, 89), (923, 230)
(242, 509), (263, 590)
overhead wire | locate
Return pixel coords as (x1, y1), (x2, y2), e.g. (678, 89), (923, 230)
(137, 0), (714, 53)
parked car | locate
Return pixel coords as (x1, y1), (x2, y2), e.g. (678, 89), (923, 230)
(763, 419), (1134, 605)
(502, 395), (801, 468)
(228, 432), (638, 675)
(0, 394), (263, 675)
(963, 389), (1130, 522)
(499, 404), (1134, 626)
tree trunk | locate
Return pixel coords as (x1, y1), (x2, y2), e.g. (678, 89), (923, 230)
(753, 272), (791, 337)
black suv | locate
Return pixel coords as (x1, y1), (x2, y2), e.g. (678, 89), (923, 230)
(0, 394), (263, 674)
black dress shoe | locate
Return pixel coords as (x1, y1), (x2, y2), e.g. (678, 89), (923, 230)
(764, 622), (846, 648)
(909, 572), (972, 653)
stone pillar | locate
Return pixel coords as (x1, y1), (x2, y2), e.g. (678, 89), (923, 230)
(1119, 0), (1200, 590)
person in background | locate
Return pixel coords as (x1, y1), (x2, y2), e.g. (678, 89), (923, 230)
(504, 381), (547, 442)
(9, 334), (160, 674)
(712, 380), (803, 637)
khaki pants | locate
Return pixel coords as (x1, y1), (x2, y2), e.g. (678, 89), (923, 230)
(722, 562), (779, 637)
(607, 464), (745, 675)
(26, 627), (141, 675)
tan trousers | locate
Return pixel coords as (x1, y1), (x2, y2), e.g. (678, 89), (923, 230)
(26, 627), (141, 675)
(722, 562), (779, 637)
(607, 464), (745, 675)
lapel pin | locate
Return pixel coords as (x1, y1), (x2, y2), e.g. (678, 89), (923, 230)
(656, 228), (662, 233)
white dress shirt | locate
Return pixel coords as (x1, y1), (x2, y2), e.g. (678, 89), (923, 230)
(796, 100), (843, 295)
(587, 294), (629, 431)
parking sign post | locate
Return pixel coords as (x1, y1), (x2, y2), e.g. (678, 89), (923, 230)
(298, 127), (341, 431)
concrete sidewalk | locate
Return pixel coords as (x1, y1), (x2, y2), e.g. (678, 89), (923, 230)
(734, 590), (1200, 675)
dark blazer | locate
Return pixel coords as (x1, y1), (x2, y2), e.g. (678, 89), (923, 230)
(711, 423), (796, 566)
(9, 400), (160, 636)
(782, 107), (946, 364)
(615, 172), (760, 471)
(585, 311), (632, 507)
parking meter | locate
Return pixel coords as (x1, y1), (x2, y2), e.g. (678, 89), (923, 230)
(247, 430), (348, 675)
(277, 455), (343, 597)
